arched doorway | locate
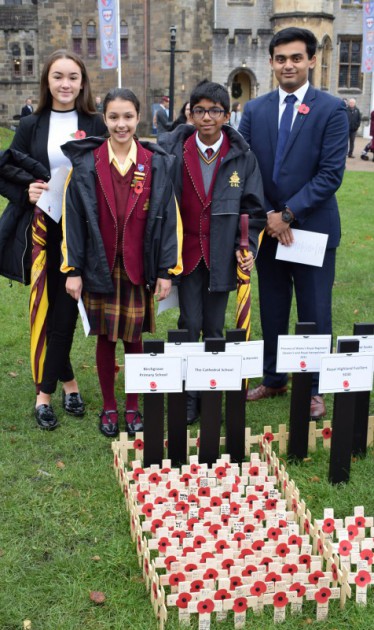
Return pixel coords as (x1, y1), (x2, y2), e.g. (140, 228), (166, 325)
(228, 67), (257, 106)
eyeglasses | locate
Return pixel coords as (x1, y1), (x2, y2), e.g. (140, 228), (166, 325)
(191, 107), (226, 120)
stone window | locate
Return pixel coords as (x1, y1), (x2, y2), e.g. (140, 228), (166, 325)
(338, 37), (363, 89)
(87, 20), (97, 57)
(321, 36), (332, 91)
(341, 0), (362, 5)
(72, 20), (83, 56)
(10, 43), (21, 78)
(5, 0), (22, 5)
(120, 20), (129, 57)
(24, 42), (35, 77)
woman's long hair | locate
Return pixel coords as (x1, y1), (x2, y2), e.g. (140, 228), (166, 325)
(35, 50), (96, 115)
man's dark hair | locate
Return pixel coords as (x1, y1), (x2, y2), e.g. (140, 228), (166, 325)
(190, 79), (230, 113)
(269, 27), (317, 60)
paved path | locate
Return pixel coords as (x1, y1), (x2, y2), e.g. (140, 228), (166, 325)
(345, 136), (374, 173)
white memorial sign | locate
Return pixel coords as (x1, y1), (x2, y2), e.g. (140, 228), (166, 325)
(319, 353), (374, 393)
(124, 354), (183, 393)
(276, 335), (331, 373)
(226, 340), (264, 378)
(165, 342), (204, 380)
(185, 353), (242, 391)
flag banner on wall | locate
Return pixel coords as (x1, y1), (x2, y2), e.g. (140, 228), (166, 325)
(98, 0), (118, 70)
(362, 1), (374, 72)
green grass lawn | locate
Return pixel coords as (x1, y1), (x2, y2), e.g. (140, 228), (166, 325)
(0, 129), (374, 629)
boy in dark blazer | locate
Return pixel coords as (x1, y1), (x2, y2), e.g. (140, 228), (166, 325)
(239, 27), (348, 419)
(160, 80), (266, 424)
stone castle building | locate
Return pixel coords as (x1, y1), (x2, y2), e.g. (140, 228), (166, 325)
(0, 0), (371, 133)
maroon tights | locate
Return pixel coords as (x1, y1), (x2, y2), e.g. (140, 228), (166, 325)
(96, 335), (142, 413)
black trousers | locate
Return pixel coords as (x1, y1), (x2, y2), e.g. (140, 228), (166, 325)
(348, 131), (357, 156)
(38, 219), (78, 394)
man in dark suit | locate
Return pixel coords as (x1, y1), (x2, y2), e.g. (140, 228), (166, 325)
(239, 27), (348, 419)
(20, 97), (33, 117)
(156, 96), (172, 137)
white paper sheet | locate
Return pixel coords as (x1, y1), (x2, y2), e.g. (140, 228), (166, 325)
(157, 285), (179, 314)
(37, 166), (70, 223)
(78, 298), (90, 337)
(275, 229), (328, 267)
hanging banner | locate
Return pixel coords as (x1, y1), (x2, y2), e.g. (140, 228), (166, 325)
(98, 0), (118, 70)
(362, 1), (374, 72)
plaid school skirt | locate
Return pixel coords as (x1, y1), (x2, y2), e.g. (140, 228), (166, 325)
(84, 257), (155, 342)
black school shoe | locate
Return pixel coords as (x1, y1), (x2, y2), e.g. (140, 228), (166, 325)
(35, 404), (59, 430)
(125, 410), (144, 437)
(99, 409), (119, 438)
(62, 391), (85, 416)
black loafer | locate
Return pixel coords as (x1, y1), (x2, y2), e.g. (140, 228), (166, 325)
(125, 410), (144, 436)
(99, 409), (119, 438)
(35, 404), (59, 430)
(62, 391), (85, 416)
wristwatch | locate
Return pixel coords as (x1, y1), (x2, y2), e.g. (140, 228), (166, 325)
(281, 206), (294, 224)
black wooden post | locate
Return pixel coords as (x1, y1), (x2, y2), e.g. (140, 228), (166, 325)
(225, 329), (247, 463)
(143, 340), (165, 467)
(167, 329), (189, 466)
(198, 338), (225, 466)
(287, 322), (317, 461)
(328, 339), (359, 485)
(352, 323), (374, 457)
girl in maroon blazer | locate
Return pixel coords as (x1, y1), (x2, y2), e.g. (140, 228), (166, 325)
(62, 88), (181, 438)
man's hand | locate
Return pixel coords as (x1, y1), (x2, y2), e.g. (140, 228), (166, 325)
(66, 276), (83, 301)
(266, 212), (294, 245)
(236, 249), (255, 272)
(154, 278), (172, 301)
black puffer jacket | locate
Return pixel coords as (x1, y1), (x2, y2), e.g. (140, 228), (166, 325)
(0, 149), (50, 284)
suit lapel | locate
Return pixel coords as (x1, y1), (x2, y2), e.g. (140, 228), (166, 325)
(125, 141), (151, 218)
(183, 132), (206, 205)
(268, 91), (280, 160)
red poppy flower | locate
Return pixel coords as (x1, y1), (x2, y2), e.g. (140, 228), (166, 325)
(201, 552), (215, 563)
(142, 503), (154, 517)
(195, 437), (200, 447)
(243, 523), (255, 534)
(282, 563), (298, 575)
(255, 484), (264, 492)
(180, 473), (192, 485)
(230, 576), (243, 589)
(276, 543), (290, 557)
(233, 532), (245, 546)
(164, 554), (177, 570)
(322, 427), (332, 440)
(338, 540), (352, 556)
(198, 486), (211, 497)
(252, 539), (265, 551)
(134, 181), (144, 195)
(291, 498), (298, 513)
(308, 570), (324, 585)
(132, 438), (144, 450)
(242, 564), (258, 577)
(289, 582), (306, 597)
(298, 104), (310, 115)
(317, 538), (324, 555)
(230, 502), (241, 515)
(288, 534), (302, 547)
(132, 467), (145, 481)
(263, 432), (274, 442)
(199, 507), (211, 519)
(176, 592), (192, 609)
(360, 549), (374, 564)
(265, 498), (278, 510)
(299, 554), (311, 568)
(185, 563), (198, 573)
(73, 129), (87, 139)
(214, 588), (231, 600)
(175, 501), (189, 514)
(314, 587), (331, 604)
(265, 571), (281, 583)
(197, 599), (214, 614)
(249, 466), (259, 476)
(182, 546), (194, 556)
(232, 597), (248, 613)
(210, 496), (222, 507)
(347, 524), (359, 540)
(188, 493), (199, 505)
(262, 491), (269, 499)
(239, 548), (254, 559)
(322, 518), (335, 534)
(169, 572), (185, 586)
(161, 466), (171, 474)
(193, 535), (206, 549)
(273, 592), (288, 607)
(215, 466), (227, 479)
(355, 570), (371, 587)
(222, 558), (234, 570)
(221, 514), (230, 526)
(250, 581), (267, 597)
(203, 567), (218, 580)
(168, 488), (179, 500)
(190, 463), (200, 474)
(150, 518), (163, 534)
(254, 509), (265, 522)
(260, 556), (272, 568)
(148, 472), (161, 484)
(171, 530), (186, 543)
(331, 562), (338, 581)
(190, 579), (204, 592)
(245, 494), (258, 508)
(136, 490), (149, 504)
(154, 496), (167, 505)
(355, 515), (366, 528)
(215, 539), (230, 553)
(304, 518), (310, 534)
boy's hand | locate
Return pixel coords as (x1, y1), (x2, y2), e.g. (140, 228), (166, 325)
(154, 278), (172, 301)
(236, 249), (254, 272)
(66, 276), (83, 301)
(29, 181), (49, 205)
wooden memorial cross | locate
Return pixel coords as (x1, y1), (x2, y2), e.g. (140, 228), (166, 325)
(225, 328), (247, 463)
(167, 329), (189, 466)
(143, 339), (165, 467)
(352, 322), (374, 457)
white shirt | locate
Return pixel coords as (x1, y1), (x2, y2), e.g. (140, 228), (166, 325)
(278, 81), (310, 129)
(47, 109), (79, 175)
(195, 131), (223, 158)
